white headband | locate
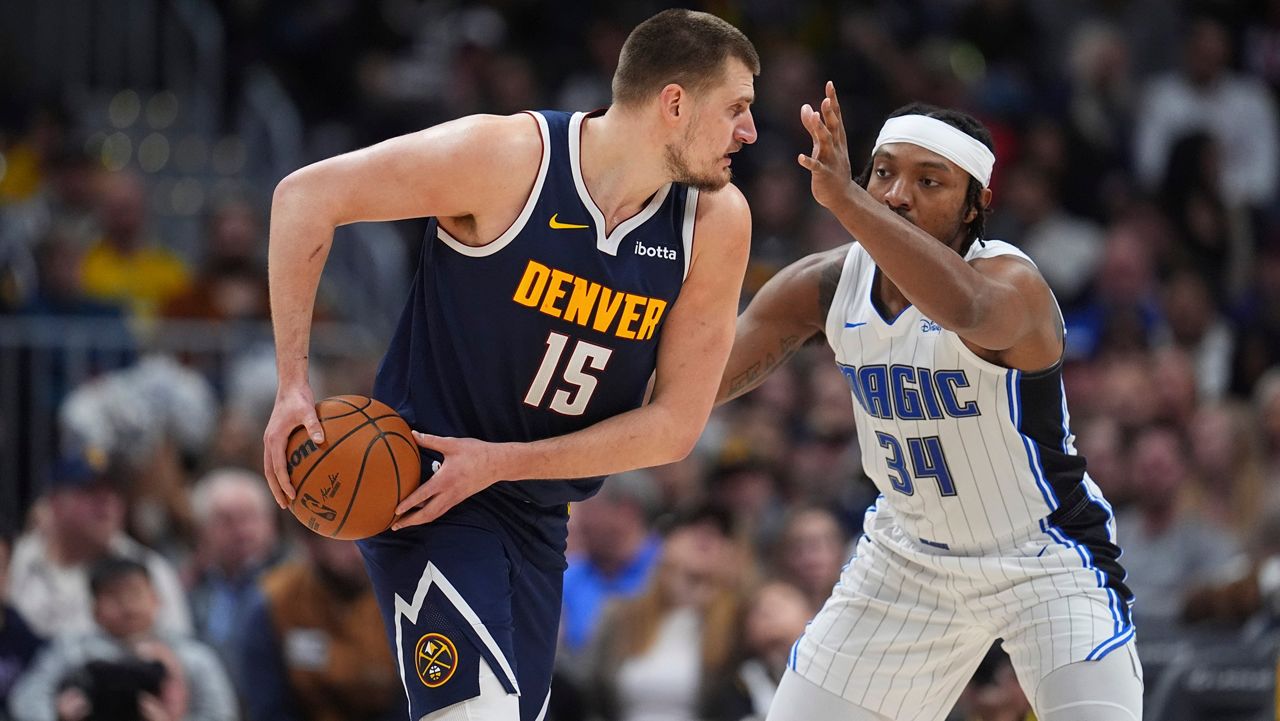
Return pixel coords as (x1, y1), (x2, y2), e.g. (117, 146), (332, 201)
(873, 115), (995, 187)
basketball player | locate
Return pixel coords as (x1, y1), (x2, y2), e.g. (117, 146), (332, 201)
(718, 83), (1143, 721)
(262, 10), (757, 721)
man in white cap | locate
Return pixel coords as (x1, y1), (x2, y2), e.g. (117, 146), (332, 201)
(717, 83), (1143, 721)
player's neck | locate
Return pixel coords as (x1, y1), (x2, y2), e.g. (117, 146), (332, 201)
(579, 110), (669, 232)
(873, 268), (912, 318)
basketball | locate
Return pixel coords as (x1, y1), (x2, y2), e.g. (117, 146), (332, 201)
(283, 395), (421, 540)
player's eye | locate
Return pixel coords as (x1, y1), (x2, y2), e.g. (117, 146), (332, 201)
(921, 177), (940, 188)
(874, 167), (890, 178)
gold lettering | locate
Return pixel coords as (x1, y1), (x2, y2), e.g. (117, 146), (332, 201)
(512, 260), (551, 306)
(591, 287), (626, 333)
(616, 294), (646, 339)
(539, 269), (574, 318)
(563, 278), (601, 326)
(636, 298), (667, 340)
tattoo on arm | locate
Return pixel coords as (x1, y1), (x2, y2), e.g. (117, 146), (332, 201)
(726, 334), (802, 400)
(817, 258), (843, 324)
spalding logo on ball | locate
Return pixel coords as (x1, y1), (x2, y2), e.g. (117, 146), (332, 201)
(284, 395), (422, 540)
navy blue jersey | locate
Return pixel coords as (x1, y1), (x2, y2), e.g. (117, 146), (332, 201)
(373, 110), (697, 508)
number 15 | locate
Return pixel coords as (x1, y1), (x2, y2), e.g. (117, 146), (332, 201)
(524, 332), (613, 416)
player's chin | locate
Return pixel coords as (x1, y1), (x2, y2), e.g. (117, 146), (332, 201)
(703, 167), (735, 192)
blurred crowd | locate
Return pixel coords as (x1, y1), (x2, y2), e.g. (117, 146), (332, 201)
(3, 0), (1280, 719)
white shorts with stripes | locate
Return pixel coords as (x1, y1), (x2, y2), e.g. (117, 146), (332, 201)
(789, 502), (1138, 721)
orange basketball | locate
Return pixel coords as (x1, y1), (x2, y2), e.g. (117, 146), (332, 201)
(284, 395), (421, 540)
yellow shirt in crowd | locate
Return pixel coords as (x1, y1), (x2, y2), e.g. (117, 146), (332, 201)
(80, 240), (191, 320)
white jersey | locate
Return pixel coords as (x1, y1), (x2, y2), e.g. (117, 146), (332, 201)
(789, 239), (1138, 721)
(824, 239), (1086, 553)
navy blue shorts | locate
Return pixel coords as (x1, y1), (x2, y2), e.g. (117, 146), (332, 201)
(357, 497), (565, 721)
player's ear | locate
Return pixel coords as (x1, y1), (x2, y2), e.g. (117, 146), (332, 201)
(963, 187), (993, 224)
(658, 83), (686, 125)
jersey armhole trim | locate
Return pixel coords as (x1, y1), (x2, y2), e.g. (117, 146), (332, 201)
(681, 188), (699, 281)
(436, 111), (551, 258)
(823, 243), (862, 348)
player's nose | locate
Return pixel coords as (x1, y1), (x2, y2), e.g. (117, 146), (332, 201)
(882, 177), (911, 210)
(736, 110), (758, 145)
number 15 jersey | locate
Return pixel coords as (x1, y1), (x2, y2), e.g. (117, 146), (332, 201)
(824, 240), (1093, 553)
(374, 110), (696, 508)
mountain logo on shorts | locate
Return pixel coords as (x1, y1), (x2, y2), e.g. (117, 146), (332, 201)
(415, 632), (458, 688)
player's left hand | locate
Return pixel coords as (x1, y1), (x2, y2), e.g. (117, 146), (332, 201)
(391, 431), (506, 529)
(798, 81), (854, 210)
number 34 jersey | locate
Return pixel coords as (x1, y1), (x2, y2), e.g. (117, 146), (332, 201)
(374, 110), (696, 508)
(825, 240), (1093, 554)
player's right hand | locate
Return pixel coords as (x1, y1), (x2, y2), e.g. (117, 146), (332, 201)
(262, 384), (325, 509)
(798, 81), (854, 211)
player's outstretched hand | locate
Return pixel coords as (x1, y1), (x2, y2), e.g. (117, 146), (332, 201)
(798, 81), (853, 210)
(261, 384), (325, 509)
(392, 431), (504, 529)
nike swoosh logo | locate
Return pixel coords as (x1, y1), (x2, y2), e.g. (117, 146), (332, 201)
(549, 213), (589, 230)
(844, 321), (867, 328)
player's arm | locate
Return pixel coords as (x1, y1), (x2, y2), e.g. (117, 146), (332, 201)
(717, 244), (849, 404)
(263, 114), (542, 508)
(393, 185), (752, 528)
(799, 82), (1059, 357)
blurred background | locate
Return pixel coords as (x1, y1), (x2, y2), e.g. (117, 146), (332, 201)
(2, 1), (1280, 720)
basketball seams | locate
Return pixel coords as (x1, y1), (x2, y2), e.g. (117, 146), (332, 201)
(317, 395), (375, 420)
(330, 421), (416, 537)
(331, 433), (385, 537)
(341, 394), (413, 516)
(288, 412), (402, 498)
(289, 396), (420, 539)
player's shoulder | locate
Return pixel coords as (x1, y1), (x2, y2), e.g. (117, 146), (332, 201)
(969, 239), (1055, 297)
(968, 239), (1041, 276)
(452, 112), (544, 156)
(430, 113), (545, 205)
(691, 182), (751, 244)
(693, 181), (749, 219)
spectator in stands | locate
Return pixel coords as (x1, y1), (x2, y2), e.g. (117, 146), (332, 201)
(7, 450), (191, 639)
(1135, 13), (1280, 210)
(79, 172), (191, 322)
(13, 230), (135, 424)
(1185, 400), (1269, 532)
(769, 505), (848, 614)
(588, 506), (747, 721)
(706, 448), (785, 547)
(0, 528), (43, 717)
(1060, 20), (1135, 221)
(561, 471), (662, 664)
(1182, 500), (1280, 627)
(1158, 269), (1236, 401)
(1254, 368), (1280, 482)
(20, 230), (126, 319)
(1073, 416), (1132, 508)
(704, 580), (811, 721)
(993, 161), (1105, 310)
(164, 197), (269, 323)
(8, 556), (236, 721)
(952, 643), (1034, 721)
(1230, 244), (1280, 396)
(1150, 345), (1200, 427)
(1157, 132), (1255, 300)
(183, 468), (283, 683)
(1065, 219), (1164, 360)
(58, 356), (218, 559)
(1115, 424), (1242, 624)
(239, 532), (404, 721)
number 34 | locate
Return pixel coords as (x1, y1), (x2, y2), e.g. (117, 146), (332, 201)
(875, 432), (957, 497)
